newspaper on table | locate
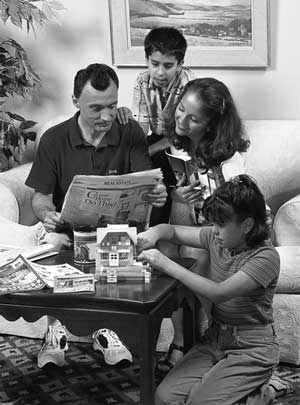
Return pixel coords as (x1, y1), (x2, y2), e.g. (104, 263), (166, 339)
(60, 168), (163, 231)
(0, 255), (93, 294)
(0, 243), (57, 267)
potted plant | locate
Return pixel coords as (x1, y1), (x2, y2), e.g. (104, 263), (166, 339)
(0, 0), (64, 171)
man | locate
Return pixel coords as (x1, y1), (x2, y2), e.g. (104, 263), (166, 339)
(25, 63), (167, 368)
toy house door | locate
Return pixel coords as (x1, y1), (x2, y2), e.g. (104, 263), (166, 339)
(109, 252), (119, 266)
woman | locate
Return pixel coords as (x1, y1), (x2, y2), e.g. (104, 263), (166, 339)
(157, 77), (250, 373)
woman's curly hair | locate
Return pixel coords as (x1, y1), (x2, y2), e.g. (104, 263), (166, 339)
(168, 78), (250, 172)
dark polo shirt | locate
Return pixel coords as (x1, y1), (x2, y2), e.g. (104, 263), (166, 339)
(26, 112), (153, 212)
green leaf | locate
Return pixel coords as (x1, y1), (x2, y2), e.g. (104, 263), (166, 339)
(19, 119), (37, 129)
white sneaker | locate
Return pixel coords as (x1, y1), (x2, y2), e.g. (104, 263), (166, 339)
(92, 328), (133, 366)
(37, 324), (68, 368)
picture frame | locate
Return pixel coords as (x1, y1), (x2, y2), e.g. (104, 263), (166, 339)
(109, 0), (269, 68)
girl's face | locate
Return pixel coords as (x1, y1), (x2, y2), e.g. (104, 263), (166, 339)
(213, 217), (251, 251)
(175, 90), (209, 142)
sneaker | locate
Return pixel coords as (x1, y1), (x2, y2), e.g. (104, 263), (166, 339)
(92, 328), (133, 366)
(268, 375), (295, 399)
(37, 324), (68, 368)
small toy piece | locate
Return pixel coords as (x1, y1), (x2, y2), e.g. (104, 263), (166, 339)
(95, 224), (151, 283)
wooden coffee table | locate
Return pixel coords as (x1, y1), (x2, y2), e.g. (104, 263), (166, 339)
(0, 251), (196, 405)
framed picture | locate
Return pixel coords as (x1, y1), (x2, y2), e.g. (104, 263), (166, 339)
(109, 0), (269, 68)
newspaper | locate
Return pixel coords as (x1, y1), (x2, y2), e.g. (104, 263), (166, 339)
(60, 168), (163, 231)
(0, 255), (88, 293)
(0, 243), (57, 267)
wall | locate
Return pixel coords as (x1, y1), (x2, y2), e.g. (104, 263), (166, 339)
(2, 0), (300, 124)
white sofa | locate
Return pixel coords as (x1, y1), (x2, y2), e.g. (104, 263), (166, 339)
(1, 119), (300, 364)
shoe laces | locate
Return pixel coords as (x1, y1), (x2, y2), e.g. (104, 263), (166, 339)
(44, 325), (66, 350)
(96, 329), (123, 349)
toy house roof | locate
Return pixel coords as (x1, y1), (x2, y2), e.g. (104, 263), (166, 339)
(97, 224), (137, 245)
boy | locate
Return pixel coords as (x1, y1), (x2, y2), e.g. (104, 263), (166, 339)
(118, 27), (194, 224)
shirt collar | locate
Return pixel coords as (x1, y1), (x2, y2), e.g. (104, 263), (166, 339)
(148, 67), (182, 95)
(68, 112), (121, 148)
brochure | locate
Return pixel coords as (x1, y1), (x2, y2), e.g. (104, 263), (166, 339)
(0, 255), (88, 294)
(60, 168), (163, 232)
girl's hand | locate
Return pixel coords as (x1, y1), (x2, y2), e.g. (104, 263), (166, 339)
(137, 248), (168, 272)
(172, 180), (206, 204)
(137, 230), (158, 253)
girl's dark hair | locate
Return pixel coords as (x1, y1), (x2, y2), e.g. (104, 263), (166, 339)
(73, 63), (119, 98)
(202, 174), (269, 247)
(168, 78), (249, 171)
(144, 27), (187, 63)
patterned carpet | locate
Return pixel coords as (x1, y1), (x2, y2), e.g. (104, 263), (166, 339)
(0, 335), (299, 405)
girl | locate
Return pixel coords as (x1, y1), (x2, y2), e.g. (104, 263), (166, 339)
(138, 175), (280, 405)
(158, 77), (250, 372)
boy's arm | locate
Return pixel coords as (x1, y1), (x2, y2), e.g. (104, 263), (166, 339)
(148, 137), (171, 156)
(131, 76), (150, 136)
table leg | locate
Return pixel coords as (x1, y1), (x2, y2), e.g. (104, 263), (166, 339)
(139, 315), (156, 405)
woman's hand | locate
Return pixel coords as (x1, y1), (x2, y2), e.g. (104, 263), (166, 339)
(172, 180), (206, 205)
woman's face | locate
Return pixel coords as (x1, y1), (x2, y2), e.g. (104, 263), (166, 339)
(175, 90), (209, 142)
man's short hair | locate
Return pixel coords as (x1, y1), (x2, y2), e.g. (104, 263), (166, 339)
(144, 27), (187, 63)
(73, 63), (119, 98)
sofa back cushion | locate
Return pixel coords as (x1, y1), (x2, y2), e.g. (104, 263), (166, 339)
(244, 120), (300, 215)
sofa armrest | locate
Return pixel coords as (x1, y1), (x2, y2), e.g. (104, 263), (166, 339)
(0, 163), (38, 225)
(273, 194), (300, 246)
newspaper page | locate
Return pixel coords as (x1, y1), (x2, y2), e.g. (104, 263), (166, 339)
(60, 168), (163, 232)
(0, 243), (56, 267)
(0, 255), (45, 293)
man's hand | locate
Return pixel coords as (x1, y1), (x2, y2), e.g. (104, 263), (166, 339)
(143, 183), (167, 207)
(117, 107), (132, 125)
(43, 211), (66, 233)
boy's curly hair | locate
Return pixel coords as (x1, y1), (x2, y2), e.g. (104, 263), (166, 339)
(144, 27), (187, 63)
(168, 78), (249, 172)
(203, 174), (269, 247)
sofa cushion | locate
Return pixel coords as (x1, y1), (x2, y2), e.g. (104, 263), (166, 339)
(275, 246), (300, 293)
(273, 294), (300, 365)
(274, 194), (300, 246)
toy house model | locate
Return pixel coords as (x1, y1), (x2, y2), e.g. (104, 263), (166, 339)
(95, 224), (151, 283)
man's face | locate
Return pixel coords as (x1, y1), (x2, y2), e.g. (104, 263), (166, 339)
(73, 79), (118, 135)
(147, 51), (181, 89)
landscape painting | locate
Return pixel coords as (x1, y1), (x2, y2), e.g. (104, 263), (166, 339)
(109, 0), (269, 67)
(129, 0), (252, 48)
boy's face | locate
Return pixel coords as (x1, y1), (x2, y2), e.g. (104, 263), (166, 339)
(147, 51), (182, 89)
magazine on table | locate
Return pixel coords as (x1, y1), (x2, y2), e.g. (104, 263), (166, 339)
(60, 168), (163, 232)
(0, 243), (57, 267)
(0, 255), (90, 294)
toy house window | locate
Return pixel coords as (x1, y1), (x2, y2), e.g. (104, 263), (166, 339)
(101, 253), (109, 260)
(119, 252), (128, 260)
